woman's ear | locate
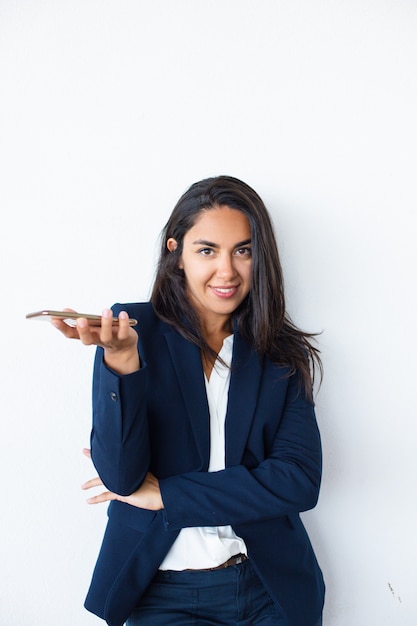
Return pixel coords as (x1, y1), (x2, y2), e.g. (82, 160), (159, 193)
(167, 238), (183, 269)
(167, 238), (178, 253)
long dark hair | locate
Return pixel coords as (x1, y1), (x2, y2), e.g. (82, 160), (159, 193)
(151, 175), (322, 397)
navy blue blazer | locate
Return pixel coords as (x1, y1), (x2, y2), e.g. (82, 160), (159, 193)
(84, 302), (325, 626)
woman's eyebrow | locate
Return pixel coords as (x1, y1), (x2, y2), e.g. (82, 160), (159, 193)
(192, 239), (218, 247)
(192, 238), (252, 248)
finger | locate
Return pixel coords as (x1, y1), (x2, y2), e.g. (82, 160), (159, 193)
(81, 476), (103, 490)
(82, 447), (91, 459)
(51, 310), (80, 339)
(86, 490), (117, 505)
(51, 318), (78, 338)
(99, 308), (114, 344)
(117, 310), (131, 341)
(75, 317), (98, 345)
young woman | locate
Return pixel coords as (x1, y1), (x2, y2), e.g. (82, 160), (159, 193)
(54, 176), (325, 626)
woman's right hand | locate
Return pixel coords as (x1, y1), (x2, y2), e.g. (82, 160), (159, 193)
(52, 308), (140, 375)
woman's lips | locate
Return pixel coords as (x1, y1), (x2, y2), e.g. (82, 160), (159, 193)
(210, 286), (239, 298)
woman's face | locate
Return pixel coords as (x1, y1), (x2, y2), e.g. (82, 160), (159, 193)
(168, 206), (252, 330)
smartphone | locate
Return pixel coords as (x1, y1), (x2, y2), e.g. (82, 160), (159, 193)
(26, 310), (138, 327)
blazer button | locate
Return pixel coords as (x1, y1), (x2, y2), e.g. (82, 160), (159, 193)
(110, 391), (118, 402)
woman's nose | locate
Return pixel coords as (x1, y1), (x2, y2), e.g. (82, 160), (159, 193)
(216, 254), (236, 279)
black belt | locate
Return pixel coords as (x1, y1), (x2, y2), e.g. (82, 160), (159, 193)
(183, 553), (249, 572)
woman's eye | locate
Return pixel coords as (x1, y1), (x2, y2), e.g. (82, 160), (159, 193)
(235, 247), (252, 256)
(199, 248), (214, 256)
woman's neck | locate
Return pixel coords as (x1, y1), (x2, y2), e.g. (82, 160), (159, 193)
(201, 321), (233, 380)
(200, 315), (232, 344)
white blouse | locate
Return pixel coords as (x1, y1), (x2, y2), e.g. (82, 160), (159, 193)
(159, 334), (247, 570)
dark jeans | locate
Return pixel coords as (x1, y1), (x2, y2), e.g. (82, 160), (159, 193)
(126, 559), (322, 625)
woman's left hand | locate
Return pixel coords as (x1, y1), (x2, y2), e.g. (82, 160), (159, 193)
(82, 469), (164, 511)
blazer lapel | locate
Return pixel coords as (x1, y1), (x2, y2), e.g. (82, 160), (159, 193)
(225, 330), (263, 467)
(164, 331), (210, 470)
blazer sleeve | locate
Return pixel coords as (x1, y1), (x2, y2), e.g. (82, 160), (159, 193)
(159, 372), (322, 530)
(90, 346), (151, 495)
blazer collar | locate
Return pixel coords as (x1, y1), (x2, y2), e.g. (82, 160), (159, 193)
(225, 329), (263, 466)
(164, 327), (263, 469)
(164, 330), (210, 470)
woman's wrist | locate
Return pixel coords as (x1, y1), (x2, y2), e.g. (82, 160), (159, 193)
(104, 347), (140, 375)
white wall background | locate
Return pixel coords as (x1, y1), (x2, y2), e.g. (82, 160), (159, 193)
(1, 1), (416, 624)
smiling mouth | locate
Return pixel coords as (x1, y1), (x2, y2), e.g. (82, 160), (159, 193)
(211, 286), (239, 297)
